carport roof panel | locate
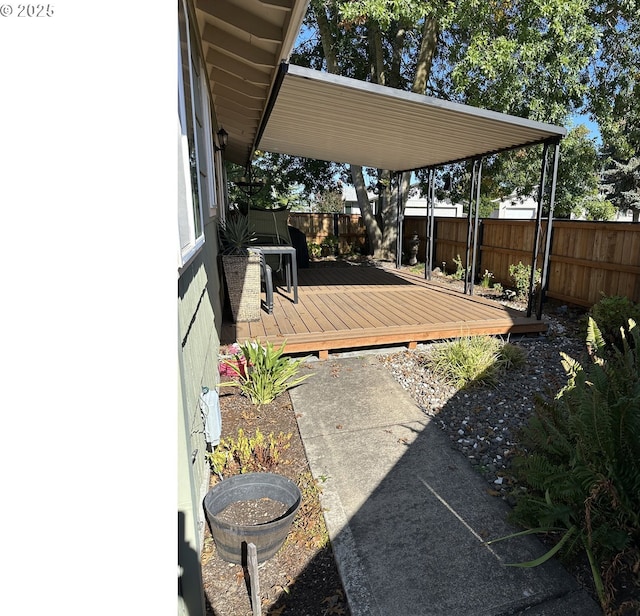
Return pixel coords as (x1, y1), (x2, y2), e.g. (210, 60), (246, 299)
(258, 64), (566, 171)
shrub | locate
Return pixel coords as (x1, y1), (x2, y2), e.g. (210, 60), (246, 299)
(590, 295), (640, 353)
(307, 242), (322, 258)
(207, 427), (292, 477)
(508, 261), (541, 301)
(506, 317), (640, 614)
(427, 335), (526, 388)
(321, 235), (340, 256)
(451, 254), (466, 281)
(219, 340), (311, 406)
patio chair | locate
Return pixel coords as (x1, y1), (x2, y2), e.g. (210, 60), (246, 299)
(259, 250), (274, 314)
(249, 205), (292, 274)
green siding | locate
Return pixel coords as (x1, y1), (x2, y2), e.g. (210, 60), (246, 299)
(178, 217), (223, 615)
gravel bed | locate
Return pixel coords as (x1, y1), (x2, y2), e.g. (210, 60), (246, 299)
(377, 303), (590, 501)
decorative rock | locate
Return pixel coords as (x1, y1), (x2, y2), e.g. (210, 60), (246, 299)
(378, 308), (587, 498)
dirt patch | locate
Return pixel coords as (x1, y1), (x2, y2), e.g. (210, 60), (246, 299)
(201, 385), (350, 616)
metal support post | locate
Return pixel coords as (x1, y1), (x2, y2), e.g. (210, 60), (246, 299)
(465, 158), (482, 295)
(528, 142), (550, 317)
(537, 140), (560, 320)
(425, 168), (436, 281)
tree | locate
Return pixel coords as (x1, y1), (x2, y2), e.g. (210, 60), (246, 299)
(587, 2), (639, 157)
(225, 152), (345, 212)
(586, 2), (639, 219)
(601, 158), (640, 221)
(581, 193), (616, 221)
(313, 190), (345, 213)
(417, 125), (601, 219)
(295, 0), (599, 259)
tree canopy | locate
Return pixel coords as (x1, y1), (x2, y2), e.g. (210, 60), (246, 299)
(242, 0), (639, 256)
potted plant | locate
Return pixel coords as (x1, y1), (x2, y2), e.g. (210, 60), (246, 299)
(203, 472), (302, 564)
(218, 213), (261, 322)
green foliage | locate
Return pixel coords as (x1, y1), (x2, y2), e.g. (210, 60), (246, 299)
(321, 235), (340, 255)
(480, 269), (494, 289)
(581, 193), (617, 221)
(226, 153), (345, 212)
(299, 0), (604, 256)
(508, 261), (541, 301)
(308, 242), (322, 258)
(508, 318), (640, 613)
(207, 427), (292, 477)
(590, 295), (640, 354)
(460, 126), (602, 220)
(554, 125), (601, 218)
(451, 254), (466, 281)
(313, 190), (344, 213)
(587, 4), (639, 165)
(218, 213), (256, 255)
(219, 340), (312, 406)
(427, 335), (526, 388)
(601, 157), (640, 221)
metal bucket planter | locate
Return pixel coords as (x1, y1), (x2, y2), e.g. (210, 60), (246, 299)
(204, 472), (302, 564)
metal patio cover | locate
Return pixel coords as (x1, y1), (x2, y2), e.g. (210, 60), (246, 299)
(257, 64), (566, 172)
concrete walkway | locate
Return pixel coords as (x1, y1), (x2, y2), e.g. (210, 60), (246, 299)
(288, 354), (602, 616)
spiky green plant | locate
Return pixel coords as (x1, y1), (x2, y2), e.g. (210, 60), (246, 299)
(219, 340), (311, 405)
(427, 335), (526, 388)
(504, 317), (640, 613)
(218, 212), (256, 255)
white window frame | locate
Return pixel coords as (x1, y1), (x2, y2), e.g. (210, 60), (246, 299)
(177, 0), (217, 268)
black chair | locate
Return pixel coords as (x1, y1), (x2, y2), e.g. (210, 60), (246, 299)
(258, 250), (274, 314)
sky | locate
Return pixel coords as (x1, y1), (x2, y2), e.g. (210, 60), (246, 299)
(570, 113), (602, 146)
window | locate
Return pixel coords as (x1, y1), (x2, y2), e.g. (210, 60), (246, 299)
(178, 0), (217, 267)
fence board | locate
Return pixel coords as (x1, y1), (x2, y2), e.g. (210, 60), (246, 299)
(288, 214), (640, 308)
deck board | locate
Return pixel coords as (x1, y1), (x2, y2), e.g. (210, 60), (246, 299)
(221, 263), (547, 357)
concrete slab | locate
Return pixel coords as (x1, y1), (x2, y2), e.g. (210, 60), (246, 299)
(289, 356), (602, 616)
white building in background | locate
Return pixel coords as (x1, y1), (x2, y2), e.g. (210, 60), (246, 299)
(488, 195), (538, 219)
(342, 186), (463, 217)
(487, 193), (635, 221)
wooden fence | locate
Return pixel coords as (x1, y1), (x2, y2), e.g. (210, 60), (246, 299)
(289, 212), (367, 255)
(289, 213), (640, 308)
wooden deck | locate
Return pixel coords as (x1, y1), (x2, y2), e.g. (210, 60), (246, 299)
(221, 263), (547, 359)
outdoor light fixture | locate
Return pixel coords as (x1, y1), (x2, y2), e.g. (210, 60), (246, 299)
(215, 127), (228, 151)
(236, 175), (265, 197)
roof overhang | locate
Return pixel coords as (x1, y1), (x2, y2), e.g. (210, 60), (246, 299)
(196, 0), (310, 168)
(257, 64), (567, 172)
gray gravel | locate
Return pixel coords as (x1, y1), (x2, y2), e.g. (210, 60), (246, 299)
(377, 303), (589, 501)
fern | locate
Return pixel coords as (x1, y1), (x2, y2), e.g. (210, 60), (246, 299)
(508, 317), (640, 614)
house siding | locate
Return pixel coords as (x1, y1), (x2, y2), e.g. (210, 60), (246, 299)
(178, 217), (223, 615)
